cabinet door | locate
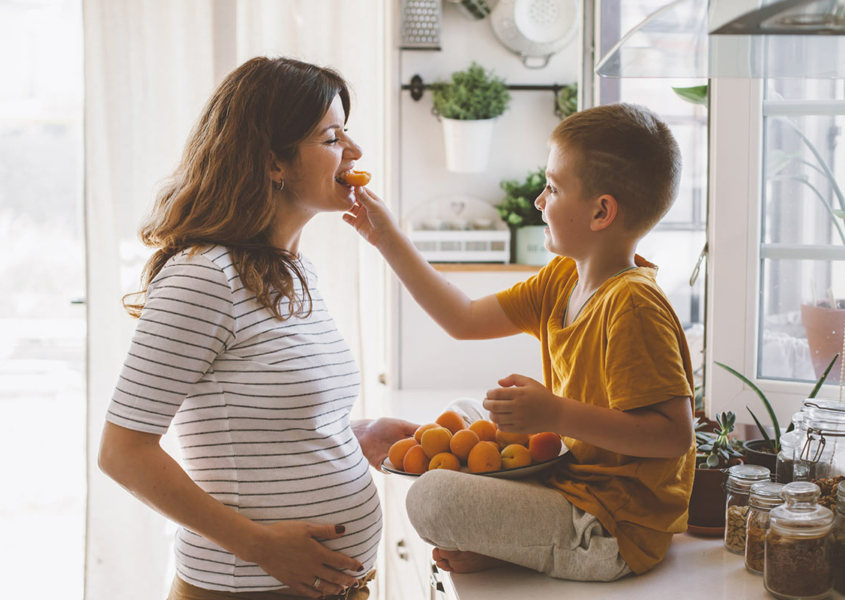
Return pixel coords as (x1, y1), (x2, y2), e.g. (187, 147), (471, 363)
(384, 475), (434, 600)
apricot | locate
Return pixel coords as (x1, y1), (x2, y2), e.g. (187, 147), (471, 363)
(468, 419), (498, 443)
(449, 429), (480, 462)
(529, 432), (563, 463)
(429, 452), (461, 471)
(339, 170), (371, 186)
(414, 423), (440, 444)
(495, 430), (530, 449)
(436, 410), (468, 435)
(420, 426), (453, 459)
(500, 444), (532, 470)
(467, 441), (502, 474)
(403, 445), (430, 474)
(388, 438), (419, 470)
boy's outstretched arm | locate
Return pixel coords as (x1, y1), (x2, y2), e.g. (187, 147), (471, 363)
(483, 374), (694, 459)
(343, 186), (521, 340)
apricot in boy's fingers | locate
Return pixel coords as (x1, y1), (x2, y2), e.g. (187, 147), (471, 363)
(403, 445), (430, 474)
(420, 426), (453, 459)
(414, 423), (439, 443)
(500, 444), (532, 470)
(429, 452), (461, 471)
(529, 432), (563, 463)
(468, 419), (497, 442)
(449, 429), (480, 462)
(467, 441), (502, 474)
(435, 410), (468, 435)
(388, 438), (419, 470)
(495, 430), (530, 449)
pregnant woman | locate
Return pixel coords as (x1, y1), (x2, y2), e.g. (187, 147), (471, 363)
(98, 56), (417, 599)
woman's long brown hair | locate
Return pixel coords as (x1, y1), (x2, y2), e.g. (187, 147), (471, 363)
(123, 57), (351, 320)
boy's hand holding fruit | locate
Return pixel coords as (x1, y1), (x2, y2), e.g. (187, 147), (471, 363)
(483, 373), (565, 435)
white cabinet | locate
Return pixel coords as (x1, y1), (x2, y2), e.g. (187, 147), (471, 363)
(383, 473), (439, 600)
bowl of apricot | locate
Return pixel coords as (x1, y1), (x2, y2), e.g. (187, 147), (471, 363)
(382, 410), (569, 480)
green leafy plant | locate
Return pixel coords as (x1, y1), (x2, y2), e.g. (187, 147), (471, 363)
(672, 84), (708, 106)
(715, 353), (840, 454)
(696, 411), (744, 469)
(495, 166), (546, 228)
(555, 83), (578, 120)
(431, 62), (512, 121)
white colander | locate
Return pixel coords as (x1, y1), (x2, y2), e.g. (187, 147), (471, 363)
(491, 0), (579, 68)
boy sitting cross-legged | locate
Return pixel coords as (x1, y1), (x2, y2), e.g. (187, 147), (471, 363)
(343, 103), (695, 580)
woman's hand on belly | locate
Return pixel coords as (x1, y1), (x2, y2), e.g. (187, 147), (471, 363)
(354, 417), (419, 469)
(245, 520), (365, 598)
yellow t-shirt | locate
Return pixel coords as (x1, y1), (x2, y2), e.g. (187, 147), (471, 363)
(496, 254), (695, 575)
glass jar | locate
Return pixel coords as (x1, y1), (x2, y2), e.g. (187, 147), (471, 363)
(776, 431), (798, 484)
(745, 481), (785, 574)
(764, 482), (834, 600)
(832, 481), (845, 594)
(793, 400), (845, 482)
(724, 464), (771, 553)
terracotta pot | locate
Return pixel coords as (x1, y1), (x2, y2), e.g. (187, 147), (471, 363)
(743, 439), (778, 474)
(801, 301), (844, 384)
(688, 458), (742, 531)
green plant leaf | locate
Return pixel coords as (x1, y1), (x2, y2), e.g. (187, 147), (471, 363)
(808, 353), (840, 398)
(747, 406), (777, 453)
(765, 149), (798, 178)
(706, 453), (720, 468)
(715, 362), (781, 451)
(672, 85), (708, 106)
(835, 209), (845, 219)
(432, 62), (512, 120)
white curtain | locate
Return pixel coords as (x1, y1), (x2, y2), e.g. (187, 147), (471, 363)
(83, 2), (385, 598)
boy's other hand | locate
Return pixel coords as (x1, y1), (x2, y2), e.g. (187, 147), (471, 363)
(483, 374), (563, 435)
(342, 186), (399, 250)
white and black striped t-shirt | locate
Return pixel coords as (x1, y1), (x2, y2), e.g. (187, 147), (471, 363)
(106, 245), (382, 592)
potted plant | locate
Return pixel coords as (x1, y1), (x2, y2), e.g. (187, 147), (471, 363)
(495, 166), (553, 265)
(555, 83), (578, 120)
(431, 62), (511, 173)
(715, 354), (839, 472)
(688, 411), (744, 534)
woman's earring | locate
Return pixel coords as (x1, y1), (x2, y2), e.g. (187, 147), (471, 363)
(273, 179), (285, 191)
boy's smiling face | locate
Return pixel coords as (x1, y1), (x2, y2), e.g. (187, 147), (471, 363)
(535, 143), (596, 258)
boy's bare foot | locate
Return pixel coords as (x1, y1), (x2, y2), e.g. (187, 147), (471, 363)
(432, 548), (509, 573)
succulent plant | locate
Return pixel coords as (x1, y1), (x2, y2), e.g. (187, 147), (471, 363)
(696, 411), (744, 469)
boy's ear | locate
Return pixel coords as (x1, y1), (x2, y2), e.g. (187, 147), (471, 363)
(590, 194), (619, 232)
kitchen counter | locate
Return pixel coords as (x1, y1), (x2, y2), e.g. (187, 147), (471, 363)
(379, 388), (845, 600)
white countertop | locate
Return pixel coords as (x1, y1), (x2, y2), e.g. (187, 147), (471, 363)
(379, 388), (845, 600)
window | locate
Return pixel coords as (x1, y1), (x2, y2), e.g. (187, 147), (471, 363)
(707, 75), (845, 421)
(595, 0), (708, 383)
(0, 1), (85, 597)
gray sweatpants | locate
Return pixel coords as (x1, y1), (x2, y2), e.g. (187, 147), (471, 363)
(404, 398), (632, 582)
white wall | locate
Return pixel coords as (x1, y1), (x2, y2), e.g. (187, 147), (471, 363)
(394, 4), (581, 388)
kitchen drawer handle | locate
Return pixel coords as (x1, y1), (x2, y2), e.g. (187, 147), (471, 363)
(430, 573), (445, 592)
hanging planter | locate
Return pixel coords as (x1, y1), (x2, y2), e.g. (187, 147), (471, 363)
(432, 62), (511, 174)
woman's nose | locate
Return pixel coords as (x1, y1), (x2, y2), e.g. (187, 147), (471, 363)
(346, 138), (363, 160)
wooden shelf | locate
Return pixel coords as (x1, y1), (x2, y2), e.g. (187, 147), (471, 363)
(431, 263), (542, 273)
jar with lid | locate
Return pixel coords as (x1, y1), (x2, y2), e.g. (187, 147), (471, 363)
(832, 481), (845, 594)
(764, 481), (834, 600)
(745, 481), (785, 573)
(793, 400), (845, 482)
(776, 431), (798, 484)
(724, 464), (771, 553)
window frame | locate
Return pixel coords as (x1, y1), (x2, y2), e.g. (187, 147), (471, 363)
(704, 78), (843, 427)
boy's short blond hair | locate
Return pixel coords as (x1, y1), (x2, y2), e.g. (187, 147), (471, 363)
(550, 103), (682, 237)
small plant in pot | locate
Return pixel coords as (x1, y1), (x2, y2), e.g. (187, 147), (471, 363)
(495, 167), (552, 265)
(431, 62), (511, 173)
(689, 411), (744, 534)
(715, 354), (839, 473)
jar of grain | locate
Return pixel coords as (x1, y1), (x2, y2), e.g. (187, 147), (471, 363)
(764, 481), (834, 600)
(724, 464), (771, 553)
(744, 481), (785, 574)
(832, 480), (845, 594)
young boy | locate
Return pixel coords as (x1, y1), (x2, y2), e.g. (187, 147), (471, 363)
(343, 103), (695, 580)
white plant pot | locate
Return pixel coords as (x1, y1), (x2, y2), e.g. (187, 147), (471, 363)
(441, 117), (497, 173)
(514, 225), (554, 266)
